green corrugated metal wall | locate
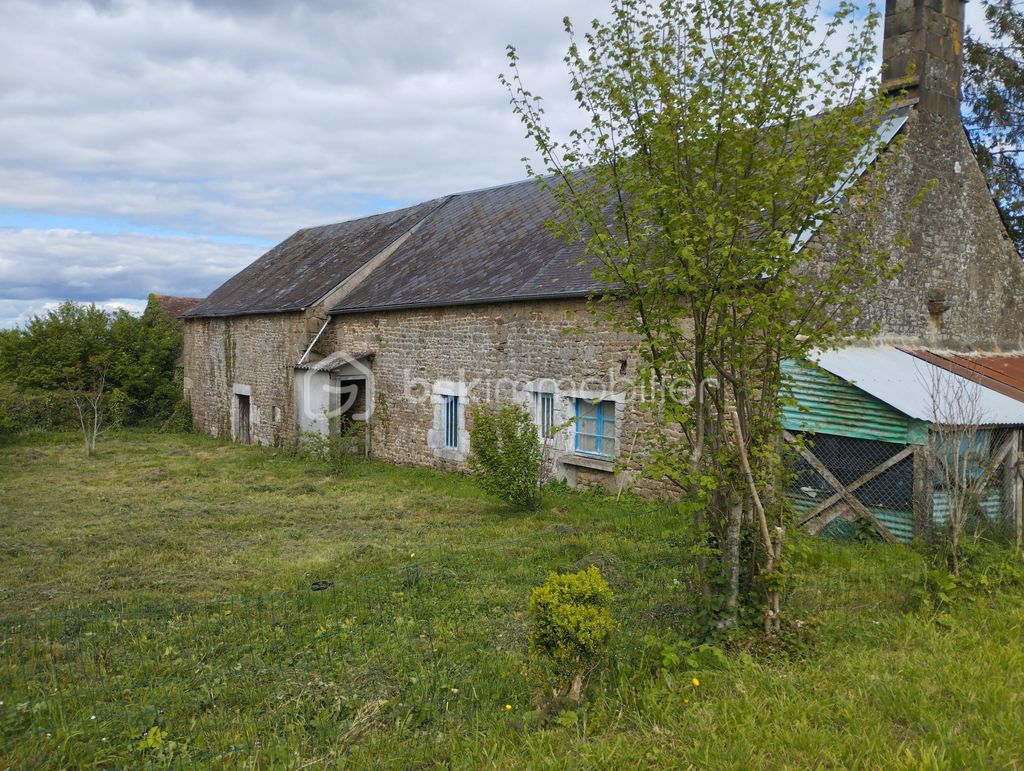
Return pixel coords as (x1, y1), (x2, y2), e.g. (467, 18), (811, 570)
(819, 509), (915, 543)
(790, 491), (916, 544)
(781, 359), (928, 445)
(872, 508), (915, 543)
(782, 359), (925, 544)
(933, 488), (1004, 527)
(782, 360), (1015, 545)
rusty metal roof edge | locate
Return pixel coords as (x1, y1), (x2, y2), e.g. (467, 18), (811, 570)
(328, 289), (611, 316)
(901, 348), (1024, 404)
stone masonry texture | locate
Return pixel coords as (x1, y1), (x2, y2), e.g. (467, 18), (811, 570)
(184, 80), (1024, 490)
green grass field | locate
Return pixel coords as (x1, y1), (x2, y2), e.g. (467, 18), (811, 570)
(2, 431), (1023, 768)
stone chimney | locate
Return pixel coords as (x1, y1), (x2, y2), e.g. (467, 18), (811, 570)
(882, 0), (966, 118)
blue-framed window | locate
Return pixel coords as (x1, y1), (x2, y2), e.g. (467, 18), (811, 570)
(536, 392), (555, 438)
(575, 398), (616, 457)
(443, 394), (459, 449)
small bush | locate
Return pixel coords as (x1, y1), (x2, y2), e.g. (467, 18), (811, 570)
(468, 401), (542, 509)
(162, 397), (193, 434)
(0, 385), (79, 436)
(296, 422), (363, 472)
(107, 388), (133, 429)
(911, 541), (1024, 610)
(528, 566), (617, 707)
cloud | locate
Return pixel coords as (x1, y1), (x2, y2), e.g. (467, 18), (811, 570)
(1, 0), (982, 326)
(0, 0), (625, 325)
(0, 227), (262, 326)
(0, 0), (599, 237)
(1, 0), (619, 324)
(0, 297), (151, 329)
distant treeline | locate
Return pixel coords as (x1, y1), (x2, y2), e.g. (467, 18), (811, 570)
(0, 297), (190, 437)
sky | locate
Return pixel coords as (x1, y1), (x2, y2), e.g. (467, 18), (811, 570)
(0, 0), (991, 328)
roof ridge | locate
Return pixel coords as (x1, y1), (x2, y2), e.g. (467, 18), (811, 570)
(295, 195), (450, 234)
(441, 175), (541, 199)
(312, 195), (457, 312)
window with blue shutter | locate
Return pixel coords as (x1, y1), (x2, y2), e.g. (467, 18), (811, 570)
(574, 398), (616, 457)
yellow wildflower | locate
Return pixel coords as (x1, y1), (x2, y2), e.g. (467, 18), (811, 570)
(692, 677), (700, 687)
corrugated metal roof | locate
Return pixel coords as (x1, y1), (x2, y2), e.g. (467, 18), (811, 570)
(329, 178), (604, 315)
(810, 347), (1024, 426)
(294, 350), (373, 372)
(782, 359), (925, 444)
(185, 199), (447, 318)
(791, 108), (910, 252)
(904, 349), (1024, 404)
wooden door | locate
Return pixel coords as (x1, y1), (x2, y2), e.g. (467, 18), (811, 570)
(236, 394), (251, 444)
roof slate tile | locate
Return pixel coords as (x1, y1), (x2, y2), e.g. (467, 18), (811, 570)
(186, 198), (447, 318)
(330, 178), (603, 314)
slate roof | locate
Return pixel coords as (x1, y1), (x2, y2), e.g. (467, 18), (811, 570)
(188, 107), (911, 320)
(185, 198), (447, 318)
(185, 177), (605, 319)
(329, 178), (604, 315)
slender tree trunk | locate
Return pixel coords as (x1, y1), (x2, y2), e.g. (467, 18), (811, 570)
(72, 396), (90, 457)
(690, 369), (712, 599)
(90, 395), (102, 452)
(722, 494), (742, 625)
(728, 407), (783, 635)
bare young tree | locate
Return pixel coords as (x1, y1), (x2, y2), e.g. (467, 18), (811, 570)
(68, 364), (109, 457)
(923, 366), (1013, 574)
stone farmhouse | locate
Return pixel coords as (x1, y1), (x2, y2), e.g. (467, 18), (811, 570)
(184, 0), (1024, 496)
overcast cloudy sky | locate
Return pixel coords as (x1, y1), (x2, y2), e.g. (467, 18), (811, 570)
(0, 0), (990, 327)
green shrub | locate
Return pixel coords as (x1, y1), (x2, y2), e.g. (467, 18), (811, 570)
(528, 566), (617, 707)
(911, 541), (1024, 610)
(296, 422), (363, 472)
(107, 388), (133, 429)
(162, 397), (193, 434)
(0, 385), (79, 436)
(467, 401), (542, 509)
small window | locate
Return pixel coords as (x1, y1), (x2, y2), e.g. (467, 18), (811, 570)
(575, 398), (616, 457)
(536, 392), (555, 439)
(443, 394), (459, 449)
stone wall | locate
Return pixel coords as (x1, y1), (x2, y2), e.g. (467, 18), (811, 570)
(182, 103), (1024, 489)
(841, 108), (1024, 349)
(182, 97), (1024, 491)
(325, 298), (661, 492)
(183, 312), (307, 447)
(882, 0), (964, 120)
(183, 297), (665, 492)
